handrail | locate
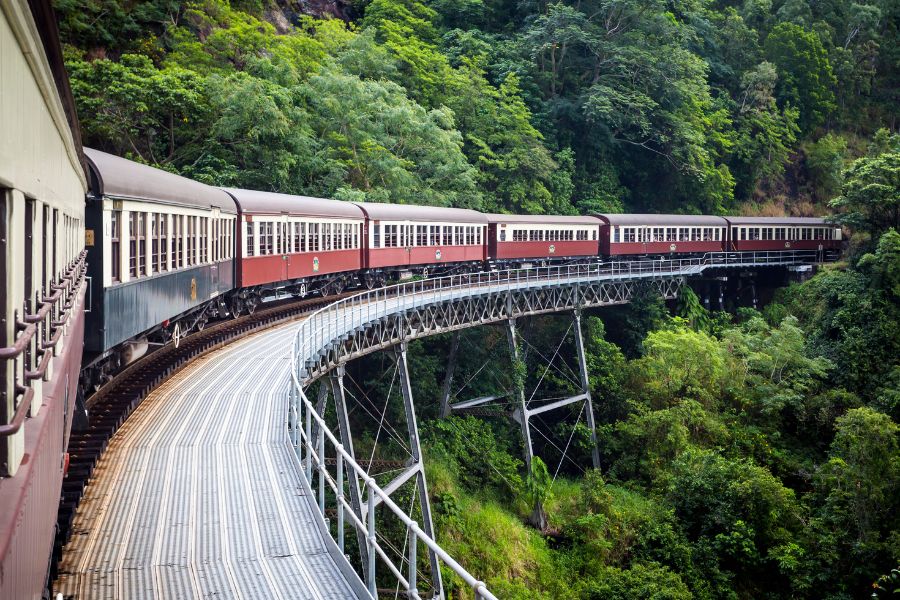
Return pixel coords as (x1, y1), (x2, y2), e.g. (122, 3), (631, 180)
(1, 250), (87, 438)
(289, 362), (498, 600)
(287, 249), (826, 599)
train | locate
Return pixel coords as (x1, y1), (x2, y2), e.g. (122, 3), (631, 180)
(79, 147), (844, 392)
(0, 1), (844, 597)
(1, 0), (88, 597)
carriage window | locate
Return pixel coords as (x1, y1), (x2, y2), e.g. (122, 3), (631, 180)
(307, 223), (318, 251)
(110, 211), (120, 282)
(171, 216), (179, 267)
(159, 215), (168, 270)
(150, 214), (158, 273)
(246, 221), (255, 256)
(384, 224), (396, 247)
(416, 225), (426, 246)
(429, 225), (439, 245)
(212, 219), (218, 261)
(613, 227), (620, 243)
(201, 218), (209, 263)
(129, 213), (138, 278)
(622, 228), (634, 243)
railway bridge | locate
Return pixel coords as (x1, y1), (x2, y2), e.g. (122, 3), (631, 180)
(57, 251), (821, 599)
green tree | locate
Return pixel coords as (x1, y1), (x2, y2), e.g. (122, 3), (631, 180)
(732, 62), (800, 198)
(668, 448), (804, 595)
(804, 132), (848, 202)
(66, 53), (211, 163)
(830, 152), (900, 237)
(634, 326), (727, 410)
(807, 407), (900, 593)
(764, 22), (837, 132)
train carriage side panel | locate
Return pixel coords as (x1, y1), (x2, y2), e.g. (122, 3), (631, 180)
(224, 189), (365, 289)
(353, 202), (488, 270)
(486, 214), (600, 261)
(0, 1), (88, 597)
(596, 214), (727, 256)
(724, 216), (842, 252)
(83, 149), (237, 356)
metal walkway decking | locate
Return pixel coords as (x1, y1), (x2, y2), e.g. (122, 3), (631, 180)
(55, 324), (362, 599)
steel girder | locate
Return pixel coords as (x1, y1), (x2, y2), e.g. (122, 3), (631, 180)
(301, 275), (684, 383)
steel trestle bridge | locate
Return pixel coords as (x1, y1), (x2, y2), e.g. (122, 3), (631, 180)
(288, 250), (823, 600)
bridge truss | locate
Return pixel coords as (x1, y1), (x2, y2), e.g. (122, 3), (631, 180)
(288, 250), (825, 599)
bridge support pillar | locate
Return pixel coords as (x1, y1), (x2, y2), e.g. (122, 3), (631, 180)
(395, 343), (444, 599)
(506, 318), (534, 471)
(573, 309), (601, 470)
(439, 332), (461, 418)
(329, 366), (370, 572)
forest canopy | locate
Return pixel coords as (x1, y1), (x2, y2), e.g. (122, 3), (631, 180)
(56, 0), (898, 216)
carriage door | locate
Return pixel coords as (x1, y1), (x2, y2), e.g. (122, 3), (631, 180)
(405, 223), (413, 265)
(280, 220), (289, 281)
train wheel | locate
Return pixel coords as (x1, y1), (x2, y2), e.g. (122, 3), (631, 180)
(196, 313), (208, 331)
(363, 273), (376, 290)
(246, 295), (260, 315)
(230, 296), (244, 318)
(333, 279), (345, 294)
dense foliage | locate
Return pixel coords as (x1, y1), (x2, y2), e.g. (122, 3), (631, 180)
(57, 0), (897, 215)
(55, 1), (900, 598)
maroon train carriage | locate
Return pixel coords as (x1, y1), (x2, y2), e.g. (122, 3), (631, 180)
(597, 214), (728, 256)
(353, 202), (488, 281)
(486, 214), (600, 266)
(225, 189), (366, 297)
(724, 216), (842, 253)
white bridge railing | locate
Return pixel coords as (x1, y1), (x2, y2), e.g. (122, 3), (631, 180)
(287, 249), (822, 599)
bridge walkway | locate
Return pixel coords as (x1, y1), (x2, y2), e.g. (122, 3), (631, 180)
(54, 324), (363, 599)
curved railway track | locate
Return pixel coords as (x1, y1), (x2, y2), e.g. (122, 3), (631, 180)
(52, 291), (355, 582)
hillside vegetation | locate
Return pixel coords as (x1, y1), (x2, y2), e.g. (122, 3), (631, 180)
(56, 1), (900, 597)
(57, 0), (896, 215)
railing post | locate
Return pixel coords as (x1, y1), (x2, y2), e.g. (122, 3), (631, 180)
(337, 450), (345, 555)
(408, 524), (419, 600)
(367, 483), (377, 599)
(318, 417), (326, 514)
(305, 393), (312, 483)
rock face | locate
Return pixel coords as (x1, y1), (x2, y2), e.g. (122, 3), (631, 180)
(269, 0), (355, 29)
